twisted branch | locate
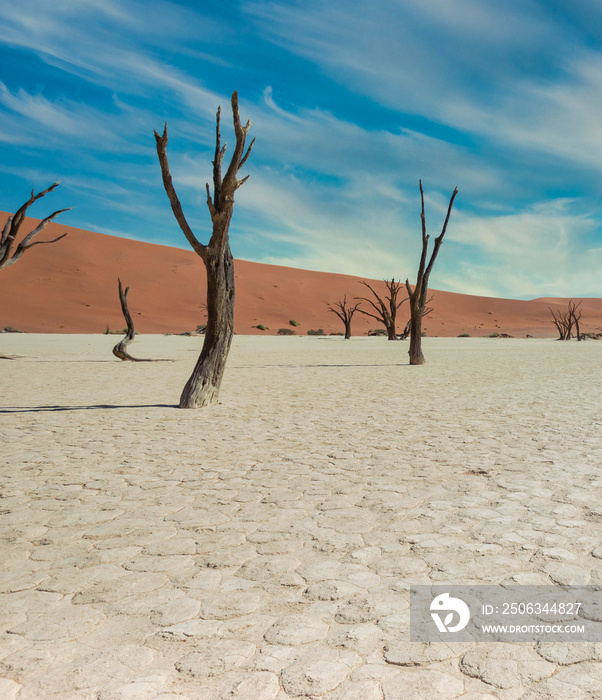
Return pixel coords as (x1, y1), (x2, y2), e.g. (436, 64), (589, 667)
(1, 182), (70, 270)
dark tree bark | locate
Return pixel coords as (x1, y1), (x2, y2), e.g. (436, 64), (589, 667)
(406, 181), (458, 364)
(549, 305), (573, 340)
(155, 91), (254, 408)
(549, 307), (568, 339)
(550, 300), (582, 340)
(328, 295), (362, 339)
(399, 295), (434, 340)
(1, 182), (70, 270)
(356, 279), (406, 340)
(112, 278), (148, 361)
(569, 300), (583, 341)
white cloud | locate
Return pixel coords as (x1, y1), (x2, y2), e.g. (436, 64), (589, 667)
(0, 83), (138, 148)
(246, 0), (602, 173)
(0, 0), (223, 105)
(1, 0), (601, 299)
(438, 200), (601, 297)
(455, 51), (602, 169)
(245, 0), (557, 117)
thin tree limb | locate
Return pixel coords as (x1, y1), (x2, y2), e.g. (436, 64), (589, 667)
(154, 124), (208, 260)
(422, 186), (459, 295)
(0, 183), (69, 270)
(356, 279), (406, 339)
(238, 137), (256, 172)
(327, 294), (361, 338)
(223, 92), (252, 185)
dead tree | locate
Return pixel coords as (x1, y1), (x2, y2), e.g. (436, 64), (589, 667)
(406, 181), (458, 364)
(1, 182), (70, 270)
(569, 300), (583, 341)
(549, 305), (573, 340)
(155, 91), (254, 408)
(399, 295), (434, 340)
(550, 300), (583, 340)
(356, 279), (406, 340)
(112, 278), (147, 361)
(328, 295), (362, 339)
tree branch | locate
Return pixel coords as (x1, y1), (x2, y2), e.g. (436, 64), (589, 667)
(1, 216), (12, 248)
(223, 91), (253, 186)
(0, 183), (69, 270)
(422, 186), (459, 295)
(328, 296), (361, 323)
(239, 137), (256, 172)
(356, 294), (386, 317)
(358, 281), (388, 312)
(328, 306), (346, 324)
(17, 208), (71, 249)
(212, 105), (223, 207)
(414, 180), (429, 301)
(154, 124), (207, 260)
(354, 305), (385, 323)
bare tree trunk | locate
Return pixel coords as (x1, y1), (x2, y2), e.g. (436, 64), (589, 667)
(356, 279), (406, 340)
(406, 181), (458, 365)
(407, 295), (425, 363)
(155, 92), (254, 408)
(549, 307), (566, 340)
(400, 297), (433, 341)
(569, 300), (582, 341)
(112, 278), (152, 362)
(179, 248), (235, 406)
(1, 182), (70, 271)
(399, 318), (411, 341)
(328, 295), (361, 339)
(549, 303), (578, 340)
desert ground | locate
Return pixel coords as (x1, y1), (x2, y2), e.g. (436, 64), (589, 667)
(1, 334), (601, 699)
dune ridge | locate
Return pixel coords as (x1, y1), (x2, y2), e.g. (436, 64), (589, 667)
(1, 213), (601, 337)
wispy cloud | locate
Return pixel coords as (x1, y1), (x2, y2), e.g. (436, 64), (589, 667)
(245, 0), (602, 170)
(440, 200), (600, 297)
(0, 83), (147, 152)
(0, 0), (600, 298)
(244, 0), (557, 116)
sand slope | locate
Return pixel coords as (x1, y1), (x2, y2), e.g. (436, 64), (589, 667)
(1, 212), (601, 336)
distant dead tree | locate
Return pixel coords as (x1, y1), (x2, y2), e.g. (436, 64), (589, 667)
(549, 306), (572, 340)
(549, 300), (582, 340)
(112, 278), (150, 361)
(569, 300), (583, 341)
(155, 91), (254, 408)
(1, 182), (70, 270)
(399, 295), (434, 340)
(406, 181), (458, 364)
(328, 295), (362, 339)
(356, 279), (407, 340)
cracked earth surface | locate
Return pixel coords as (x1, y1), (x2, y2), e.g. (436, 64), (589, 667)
(0, 335), (601, 699)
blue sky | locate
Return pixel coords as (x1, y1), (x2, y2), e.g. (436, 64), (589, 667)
(1, 0), (602, 298)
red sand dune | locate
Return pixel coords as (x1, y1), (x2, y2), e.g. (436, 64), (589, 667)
(1, 213), (601, 337)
